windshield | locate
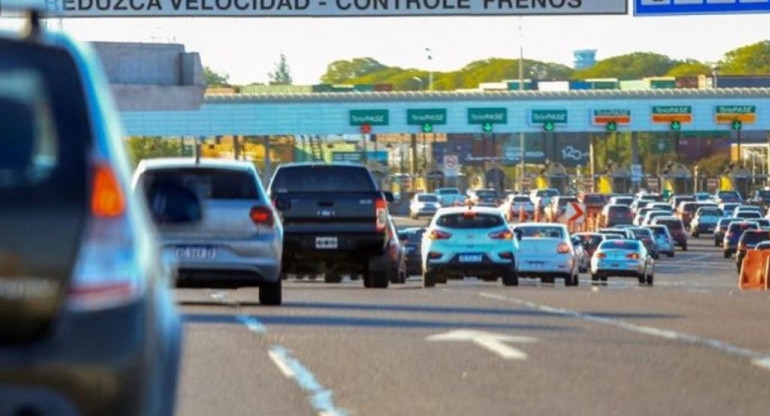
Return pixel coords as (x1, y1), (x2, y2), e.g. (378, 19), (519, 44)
(578, 234), (603, 250)
(513, 196), (531, 203)
(536, 189), (559, 198)
(740, 231), (770, 246)
(417, 194), (439, 202)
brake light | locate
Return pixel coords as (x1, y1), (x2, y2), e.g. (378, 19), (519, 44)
(626, 253), (641, 259)
(428, 252), (442, 259)
(250, 206), (274, 227)
(92, 163), (125, 217)
(429, 230), (452, 240)
(463, 210), (476, 218)
(69, 161), (143, 312)
(489, 230), (513, 240)
(376, 198), (388, 232)
(557, 242), (571, 254)
(726, 232), (733, 238)
(499, 251), (514, 259)
(596, 253), (607, 259)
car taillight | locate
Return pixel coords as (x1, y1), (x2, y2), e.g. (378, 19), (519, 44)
(557, 242), (571, 254)
(250, 206), (274, 227)
(376, 198), (387, 231)
(428, 252), (442, 259)
(626, 253), (641, 259)
(68, 162), (143, 312)
(726, 232), (733, 238)
(499, 252), (514, 259)
(595, 252), (607, 259)
(429, 230), (452, 240)
(489, 230), (513, 240)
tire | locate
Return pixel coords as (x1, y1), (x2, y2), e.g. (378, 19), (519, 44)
(591, 274), (600, 284)
(646, 273), (654, 286)
(259, 280), (282, 306)
(565, 272), (578, 287)
(324, 273), (343, 284)
(366, 269), (389, 288)
(682, 243), (688, 252)
(502, 268), (519, 287)
(667, 251), (674, 258)
(423, 271), (436, 288)
(638, 274), (646, 285)
(724, 250), (730, 259)
(692, 231), (699, 238)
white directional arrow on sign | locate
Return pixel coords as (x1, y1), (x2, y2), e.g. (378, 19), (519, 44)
(426, 330), (538, 360)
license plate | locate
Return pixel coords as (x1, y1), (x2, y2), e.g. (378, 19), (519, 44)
(611, 263), (620, 268)
(528, 261), (545, 268)
(176, 246), (216, 260)
(459, 254), (483, 263)
(316, 237), (338, 249)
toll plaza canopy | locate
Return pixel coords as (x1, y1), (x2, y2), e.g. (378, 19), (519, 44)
(119, 89), (770, 136)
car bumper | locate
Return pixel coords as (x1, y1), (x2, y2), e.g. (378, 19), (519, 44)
(0, 295), (181, 416)
(591, 260), (646, 276)
(517, 255), (574, 277)
(425, 254), (514, 277)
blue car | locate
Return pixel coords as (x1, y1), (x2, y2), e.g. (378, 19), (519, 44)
(0, 12), (182, 416)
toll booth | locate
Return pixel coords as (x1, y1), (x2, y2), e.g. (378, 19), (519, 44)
(485, 167), (506, 192)
(661, 162), (693, 195)
(426, 170), (445, 192)
(540, 162), (569, 194)
(722, 164), (752, 198)
(608, 163), (632, 194)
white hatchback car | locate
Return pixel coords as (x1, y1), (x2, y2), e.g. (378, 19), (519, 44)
(421, 207), (518, 288)
(511, 223), (579, 286)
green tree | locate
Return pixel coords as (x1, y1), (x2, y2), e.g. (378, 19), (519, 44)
(320, 58), (389, 84)
(268, 54), (293, 85)
(666, 60), (712, 77)
(573, 52), (679, 80)
(125, 137), (185, 167)
(719, 40), (770, 75)
(204, 66), (230, 86)
(696, 152), (731, 177)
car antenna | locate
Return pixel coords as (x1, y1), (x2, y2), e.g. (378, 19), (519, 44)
(22, 10), (44, 41)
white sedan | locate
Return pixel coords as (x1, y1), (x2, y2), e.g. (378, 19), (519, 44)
(511, 223), (579, 287)
(590, 239), (655, 286)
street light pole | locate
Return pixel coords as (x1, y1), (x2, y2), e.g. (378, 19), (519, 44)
(426, 47), (433, 91)
(517, 18), (526, 192)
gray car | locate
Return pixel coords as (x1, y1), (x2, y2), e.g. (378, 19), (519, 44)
(133, 158), (284, 305)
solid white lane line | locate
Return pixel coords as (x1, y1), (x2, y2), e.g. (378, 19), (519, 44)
(478, 292), (770, 372)
(269, 346), (348, 416)
(268, 349), (297, 378)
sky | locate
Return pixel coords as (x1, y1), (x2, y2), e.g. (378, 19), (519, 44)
(5, 13), (770, 84)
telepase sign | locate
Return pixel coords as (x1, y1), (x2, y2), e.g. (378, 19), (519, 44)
(20, 0), (627, 17)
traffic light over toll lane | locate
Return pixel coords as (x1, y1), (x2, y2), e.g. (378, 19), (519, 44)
(606, 121), (617, 132)
(732, 119), (742, 131)
(482, 122), (493, 133)
(670, 120), (681, 131)
(543, 121), (555, 132)
(422, 123), (433, 133)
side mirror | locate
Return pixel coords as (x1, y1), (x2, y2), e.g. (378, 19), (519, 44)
(383, 191), (395, 203)
(514, 229), (523, 241)
(146, 182), (203, 224)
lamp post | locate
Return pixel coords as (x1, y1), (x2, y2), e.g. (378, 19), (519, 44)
(517, 17), (526, 192)
(425, 47), (433, 91)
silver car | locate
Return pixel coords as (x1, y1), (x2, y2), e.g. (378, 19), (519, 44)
(133, 158), (284, 305)
(410, 193), (440, 219)
(590, 239), (655, 286)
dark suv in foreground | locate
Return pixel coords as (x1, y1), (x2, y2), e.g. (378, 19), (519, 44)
(268, 163), (397, 288)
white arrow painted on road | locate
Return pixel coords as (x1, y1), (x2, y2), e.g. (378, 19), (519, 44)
(426, 330), (538, 360)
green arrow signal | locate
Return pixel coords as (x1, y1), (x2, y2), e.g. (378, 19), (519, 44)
(606, 121), (617, 132)
(732, 119), (742, 131)
(543, 121), (555, 132)
(670, 120), (681, 131)
(422, 123), (434, 133)
(482, 122), (493, 133)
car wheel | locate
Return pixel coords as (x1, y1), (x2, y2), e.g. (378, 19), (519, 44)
(692, 231), (698, 238)
(324, 273), (343, 284)
(646, 273), (654, 286)
(502, 268), (519, 287)
(366, 269), (389, 289)
(600, 276), (608, 285)
(591, 274), (600, 284)
(682, 244), (688, 251)
(259, 280), (282, 306)
(565, 272), (578, 287)
(724, 251), (730, 259)
(667, 251), (674, 258)
(579, 265), (588, 273)
(423, 271), (436, 288)
(714, 239), (719, 247)
(638, 274), (646, 285)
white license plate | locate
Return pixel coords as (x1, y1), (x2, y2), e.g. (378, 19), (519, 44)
(459, 254), (483, 263)
(316, 237), (338, 249)
(176, 246), (216, 260)
(528, 261), (545, 268)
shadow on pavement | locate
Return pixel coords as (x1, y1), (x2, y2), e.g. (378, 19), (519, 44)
(182, 313), (576, 332)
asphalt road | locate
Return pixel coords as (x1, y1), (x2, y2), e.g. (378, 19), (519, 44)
(175, 218), (770, 416)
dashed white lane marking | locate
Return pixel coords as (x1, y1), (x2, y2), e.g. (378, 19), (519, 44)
(479, 292), (770, 372)
(234, 315), (347, 416)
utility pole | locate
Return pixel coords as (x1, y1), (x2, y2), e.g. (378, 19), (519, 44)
(517, 17), (526, 192)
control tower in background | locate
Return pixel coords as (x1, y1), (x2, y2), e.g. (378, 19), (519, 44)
(574, 50), (597, 70)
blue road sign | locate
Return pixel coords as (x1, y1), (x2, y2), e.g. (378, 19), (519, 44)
(635, 0), (770, 16)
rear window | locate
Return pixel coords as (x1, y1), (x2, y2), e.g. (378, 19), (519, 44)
(517, 226), (565, 238)
(270, 165), (375, 193)
(437, 213), (504, 229)
(476, 190), (497, 198)
(417, 194), (438, 202)
(736, 212), (762, 218)
(631, 229), (653, 239)
(583, 194), (606, 204)
(143, 168), (258, 200)
(729, 222), (758, 233)
(599, 240), (640, 251)
(536, 189), (559, 198)
(682, 203), (703, 213)
(557, 197), (577, 206)
(438, 188), (460, 195)
(578, 235), (604, 249)
(657, 219), (683, 230)
(608, 206), (631, 216)
(401, 229), (425, 242)
(513, 196), (530, 203)
(698, 208), (723, 217)
(741, 231), (770, 245)
(648, 226), (668, 237)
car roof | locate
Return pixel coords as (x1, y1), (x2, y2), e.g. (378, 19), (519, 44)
(138, 157), (256, 172)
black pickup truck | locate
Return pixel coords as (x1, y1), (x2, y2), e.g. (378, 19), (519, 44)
(267, 163), (396, 288)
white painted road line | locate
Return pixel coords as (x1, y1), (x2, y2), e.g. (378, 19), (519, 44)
(268, 349), (297, 378)
(479, 292), (770, 372)
(269, 346), (348, 416)
(426, 330), (537, 360)
(236, 315), (267, 334)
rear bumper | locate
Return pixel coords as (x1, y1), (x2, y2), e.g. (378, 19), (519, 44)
(425, 256), (514, 277)
(517, 255), (573, 277)
(693, 223), (717, 233)
(282, 232), (387, 271)
(0, 295), (181, 416)
(592, 269), (644, 278)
